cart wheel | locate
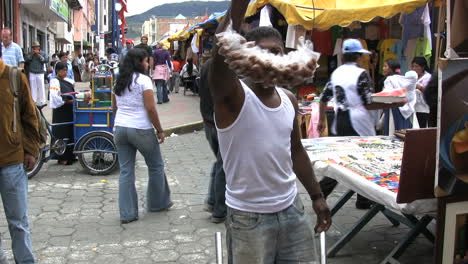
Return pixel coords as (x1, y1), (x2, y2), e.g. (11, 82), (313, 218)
(27, 149), (45, 179)
(77, 132), (118, 175)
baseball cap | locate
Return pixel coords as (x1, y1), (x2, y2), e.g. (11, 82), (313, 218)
(342, 39), (371, 54)
(126, 39), (133, 44)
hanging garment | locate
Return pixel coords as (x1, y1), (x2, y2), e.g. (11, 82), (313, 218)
(413, 37), (432, 67)
(285, 25), (307, 49)
(404, 38), (417, 70)
(391, 40), (408, 74)
(377, 39), (399, 75)
(311, 29), (333, 55)
(399, 5), (425, 49)
(259, 5), (273, 27)
(333, 38), (343, 67)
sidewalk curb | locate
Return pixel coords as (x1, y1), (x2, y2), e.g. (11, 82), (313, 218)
(164, 121), (205, 137)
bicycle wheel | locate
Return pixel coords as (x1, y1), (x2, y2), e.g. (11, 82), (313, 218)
(77, 132), (118, 175)
(26, 149), (45, 179)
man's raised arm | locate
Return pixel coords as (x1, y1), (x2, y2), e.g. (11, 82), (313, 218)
(208, 0), (250, 118)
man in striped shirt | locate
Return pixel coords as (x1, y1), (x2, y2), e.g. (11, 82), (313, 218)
(1, 28), (24, 68)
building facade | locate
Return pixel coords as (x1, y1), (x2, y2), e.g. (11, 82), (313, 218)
(141, 16), (203, 45)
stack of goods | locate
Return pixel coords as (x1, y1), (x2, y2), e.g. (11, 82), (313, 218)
(76, 91), (92, 108)
(371, 87), (407, 103)
(216, 23), (320, 87)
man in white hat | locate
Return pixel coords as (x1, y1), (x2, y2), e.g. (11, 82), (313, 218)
(317, 39), (406, 208)
(25, 41), (48, 104)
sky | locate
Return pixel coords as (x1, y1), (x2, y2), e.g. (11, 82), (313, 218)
(127, 0), (227, 16)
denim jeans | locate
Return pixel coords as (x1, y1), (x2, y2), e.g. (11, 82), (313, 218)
(0, 164), (34, 264)
(170, 72), (180, 93)
(204, 123), (226, 218)
(226, 195), (317, 264)
(155, 79), (169, 104)
(114, 126), (172, 221)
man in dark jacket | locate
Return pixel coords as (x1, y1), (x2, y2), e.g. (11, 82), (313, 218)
(0, 58), (40, 263)
(134, 35), (154, 75)
(199, 59), (226, 223)
(25, 41), (48, 104)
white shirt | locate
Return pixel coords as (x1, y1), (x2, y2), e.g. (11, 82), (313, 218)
(216, 80), (297, 213)
(114, 73), (154, 129)
(414, 71), (431, 113)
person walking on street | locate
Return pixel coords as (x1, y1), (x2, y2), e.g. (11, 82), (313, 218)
(317, 39), (407, 208)
(0, 58), (40, 264)
(50, 52), (74, 80)
(210, 1), (331, 262)
(120, 39), (133, 61)
(112, 48), (172, 224)
(25, 41), (48, 104)
(199, 59), (226, 223)
(1, 28), (24, 68)
(169, 56), (182, 93)
(152, 43), (171, 104)
(134, 35), (153, 76)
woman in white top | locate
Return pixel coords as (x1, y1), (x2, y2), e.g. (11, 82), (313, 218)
(112, 48), (172, 224)
(49, 62), (76, 165)
(411, 56), (431, 128)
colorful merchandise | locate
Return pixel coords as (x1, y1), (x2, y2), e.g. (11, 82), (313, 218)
(303, 136), (403, 193)
(413, 37), (432, 67)
(377, 39), (399, 75)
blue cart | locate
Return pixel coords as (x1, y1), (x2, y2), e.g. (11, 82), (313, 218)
(73, 64), (118, 175)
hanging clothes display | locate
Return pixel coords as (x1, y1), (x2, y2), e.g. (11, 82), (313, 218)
(413, 37), (432, 67)
(404, 38), (417, 70)
(285, 24), (307, 49)
(331, 26), (343, 49)
(333, 38), (343, 67)
(312, 29), (333, 55)
(377, 39), (399, 75)
(399, 5), (425, 49)
(391, 40), (408, 74)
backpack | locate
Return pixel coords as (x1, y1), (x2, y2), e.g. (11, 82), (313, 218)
(9, 67), (48, 145)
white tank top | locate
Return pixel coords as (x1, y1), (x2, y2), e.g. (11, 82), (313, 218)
(216, 80), (297, 213)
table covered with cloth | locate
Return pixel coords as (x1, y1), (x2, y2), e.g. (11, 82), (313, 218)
(302, 136), (437, 215)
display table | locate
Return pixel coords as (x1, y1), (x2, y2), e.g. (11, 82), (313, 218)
(302, 136), (437, 264)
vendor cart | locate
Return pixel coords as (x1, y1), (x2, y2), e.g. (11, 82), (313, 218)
(73, 64), (118, 175)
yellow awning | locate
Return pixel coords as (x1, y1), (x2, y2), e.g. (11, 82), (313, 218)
(168, 28), (191, 42)
(246, 0), (428, 30)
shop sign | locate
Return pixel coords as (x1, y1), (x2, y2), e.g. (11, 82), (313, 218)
(50, 0), (69, 22)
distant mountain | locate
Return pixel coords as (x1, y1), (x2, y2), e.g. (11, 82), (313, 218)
(127, 1), (230, 23)
(125, 1), (229, 40)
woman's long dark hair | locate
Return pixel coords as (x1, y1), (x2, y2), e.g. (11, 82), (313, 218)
(187, 58), (194, 77)
(114, 48), (147, 96)
(385, 58), (401, 75)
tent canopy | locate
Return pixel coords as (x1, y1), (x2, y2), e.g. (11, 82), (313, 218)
(246, 0), (428, 30)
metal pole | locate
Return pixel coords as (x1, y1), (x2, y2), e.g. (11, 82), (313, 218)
(215, 232), (223, 264)
(320, 232), (326, 264)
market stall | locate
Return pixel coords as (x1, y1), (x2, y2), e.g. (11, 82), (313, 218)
(303, 132), (437, 263)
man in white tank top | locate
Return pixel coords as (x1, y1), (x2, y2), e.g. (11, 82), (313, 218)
(209, 1), (331, 263)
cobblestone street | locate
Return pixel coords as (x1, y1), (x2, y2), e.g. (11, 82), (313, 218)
(0, 132), (434, 263)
